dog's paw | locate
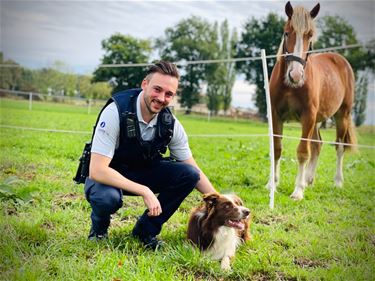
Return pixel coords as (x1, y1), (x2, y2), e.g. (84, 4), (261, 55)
(220, 257), (232, 271)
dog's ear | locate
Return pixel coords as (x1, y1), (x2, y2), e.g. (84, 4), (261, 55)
(203, 192), (220, 207)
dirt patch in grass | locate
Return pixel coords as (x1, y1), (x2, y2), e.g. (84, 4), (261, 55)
(52, 192), (85, 210)
(294, 257), (328, 269)
(273, 239), (291, 250)
(1, 162), (38, 181)
(256, 215), (289, 225)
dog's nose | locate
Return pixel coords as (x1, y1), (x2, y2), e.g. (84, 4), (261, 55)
(242, 209), (250, 217)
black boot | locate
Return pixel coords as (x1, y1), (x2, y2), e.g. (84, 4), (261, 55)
(132, 219), (163, 250)
(88, 227), (108, 241)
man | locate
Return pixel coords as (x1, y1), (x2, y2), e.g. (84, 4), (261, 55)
(84, 61), (216, 250)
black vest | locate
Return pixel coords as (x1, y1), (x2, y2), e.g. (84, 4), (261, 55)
(94, 89), (175, 171)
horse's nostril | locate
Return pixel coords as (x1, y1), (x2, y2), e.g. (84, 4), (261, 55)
(243, 209), (250, 216)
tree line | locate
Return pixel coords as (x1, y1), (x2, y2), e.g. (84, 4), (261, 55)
(1, 13), (374, 125)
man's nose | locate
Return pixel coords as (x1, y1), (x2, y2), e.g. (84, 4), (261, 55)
(157, 92), (166, 103)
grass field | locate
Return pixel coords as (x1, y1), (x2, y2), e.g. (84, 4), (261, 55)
(0, 98), (374, 280)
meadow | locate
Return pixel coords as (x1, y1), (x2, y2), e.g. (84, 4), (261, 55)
(0, 98), (374, 281)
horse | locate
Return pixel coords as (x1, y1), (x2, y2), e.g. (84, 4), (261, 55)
(268, 1), (356, 200)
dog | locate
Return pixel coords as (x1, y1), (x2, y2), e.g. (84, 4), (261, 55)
(187, 192), (251, 270)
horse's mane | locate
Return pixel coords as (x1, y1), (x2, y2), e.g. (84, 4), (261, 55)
(276, 37), (285, 61)
(276, 6), (317, 62)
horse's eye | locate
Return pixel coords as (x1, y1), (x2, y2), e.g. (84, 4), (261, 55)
(284, 32), (289, 37)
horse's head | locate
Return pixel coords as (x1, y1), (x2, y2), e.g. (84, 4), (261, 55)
(282, 1), (320, 87)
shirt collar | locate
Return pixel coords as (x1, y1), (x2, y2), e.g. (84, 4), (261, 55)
(136, 91), (158, 127)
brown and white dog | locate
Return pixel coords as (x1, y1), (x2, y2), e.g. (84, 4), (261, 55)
(187, 192), (251, 270)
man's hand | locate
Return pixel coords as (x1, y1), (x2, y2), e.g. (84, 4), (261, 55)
(90, 153), (163, 216)
(142, 189), (162, 216)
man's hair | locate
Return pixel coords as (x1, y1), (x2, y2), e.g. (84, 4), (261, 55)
(145, 61), (180, 80)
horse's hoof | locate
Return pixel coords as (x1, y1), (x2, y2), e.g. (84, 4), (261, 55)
(266, 180), (278, 191)
(290, 190), (304, 200)
(334, 181), (343, 188)
(266, 184), (278, 193)
(334, 176), (343, 187)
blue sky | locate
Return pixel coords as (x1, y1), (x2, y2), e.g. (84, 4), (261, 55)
(1, 0), (374, 123)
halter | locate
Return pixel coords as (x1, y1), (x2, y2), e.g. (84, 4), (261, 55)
(282, 34), (312, 68)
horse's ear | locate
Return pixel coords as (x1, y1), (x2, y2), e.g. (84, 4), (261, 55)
(310, 3), (320, 19)
(285, 1), (293, 19)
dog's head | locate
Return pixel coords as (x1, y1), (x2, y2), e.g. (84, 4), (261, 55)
(203, 192), (250, 230)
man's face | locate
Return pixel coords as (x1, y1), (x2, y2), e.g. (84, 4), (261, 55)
(141, 72), (178, 115)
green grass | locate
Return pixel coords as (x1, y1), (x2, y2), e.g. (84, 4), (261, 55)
(0, 98), (374, 280)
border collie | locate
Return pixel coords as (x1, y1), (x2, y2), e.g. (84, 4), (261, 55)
(187, 192), (251, 270)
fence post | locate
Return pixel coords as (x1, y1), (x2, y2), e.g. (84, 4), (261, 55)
(29, 92), (33, 111)
(261, 49), (276, 210)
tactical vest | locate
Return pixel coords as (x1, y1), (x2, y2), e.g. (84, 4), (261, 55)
(95, 89), (175, 171)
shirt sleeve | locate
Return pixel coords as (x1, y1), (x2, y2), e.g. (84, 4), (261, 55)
(168, 117), (192, 161)
(91, 102), (119, 158)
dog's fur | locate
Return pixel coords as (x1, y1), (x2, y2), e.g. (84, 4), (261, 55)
(187, 192), (251, 270)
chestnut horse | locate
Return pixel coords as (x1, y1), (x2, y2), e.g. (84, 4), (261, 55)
(268, 2), (356, 200)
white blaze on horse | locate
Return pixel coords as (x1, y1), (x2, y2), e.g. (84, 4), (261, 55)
(268, 1), (357, 200)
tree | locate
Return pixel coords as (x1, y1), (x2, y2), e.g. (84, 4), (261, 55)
(206, 20), (238, 115)
(316, 15), (373, 77)
(353, 72), (368, 126)
(157, 16), (217, 113)
(221, 22), (238, 114)
(237, 13), (285, 120)
(0, 52), (22, 90)
(92, 33), (152, 93)
(205, 22), (222, 115)
(19, 68), (38, 92)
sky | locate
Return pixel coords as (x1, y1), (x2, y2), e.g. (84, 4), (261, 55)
(1, 0), (374, 123)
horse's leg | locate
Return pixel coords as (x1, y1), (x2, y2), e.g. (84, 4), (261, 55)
(305, 124), (322, 186)
(267, 110), (283, 190)
(290, 113), (316, 200)
(333, 113), (349, 187)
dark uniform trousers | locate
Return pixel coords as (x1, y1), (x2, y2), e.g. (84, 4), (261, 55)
(84, 159), (200, 237)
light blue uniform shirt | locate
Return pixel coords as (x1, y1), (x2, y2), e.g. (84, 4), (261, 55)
(91, 92), (192, 161)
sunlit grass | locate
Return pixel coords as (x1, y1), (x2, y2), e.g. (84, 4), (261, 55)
(1, 98), (374, 280)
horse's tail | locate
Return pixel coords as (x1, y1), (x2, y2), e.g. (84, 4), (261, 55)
(344, 116), (357, 152)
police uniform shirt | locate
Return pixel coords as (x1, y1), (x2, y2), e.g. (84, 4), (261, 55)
(91, 92), (192, 161)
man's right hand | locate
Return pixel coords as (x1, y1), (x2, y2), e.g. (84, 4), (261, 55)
(89, 153), (163, 216)
(142, 189), (162, 217)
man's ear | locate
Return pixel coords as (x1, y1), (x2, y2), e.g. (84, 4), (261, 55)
(141, 79), (148, 90)
(203, 192), (220, 207)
